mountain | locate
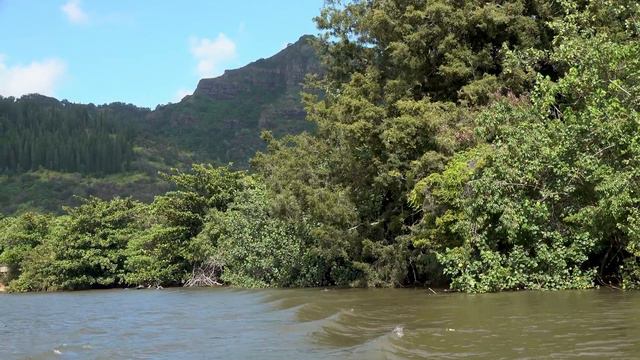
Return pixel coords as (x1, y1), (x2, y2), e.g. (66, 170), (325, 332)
(0, 35), (321, 214)
(145, 34), (321, 166)
(194, 35), (320, 101)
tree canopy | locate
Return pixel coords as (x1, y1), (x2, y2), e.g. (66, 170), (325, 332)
(2, 0), (639, 292)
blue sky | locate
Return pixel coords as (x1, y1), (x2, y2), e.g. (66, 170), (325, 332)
(0, 0), (323, 108)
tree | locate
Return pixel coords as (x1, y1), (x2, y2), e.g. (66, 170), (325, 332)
(410, 0), (640, 291)
(10, 197), (144, 291)
(125, 164), (250, 286)
(194, 177), (311, 287)
(251, 0), (563, 286)
(0, 212), (52, 283)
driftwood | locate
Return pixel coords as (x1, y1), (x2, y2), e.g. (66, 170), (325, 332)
(184, 260), (224, 287)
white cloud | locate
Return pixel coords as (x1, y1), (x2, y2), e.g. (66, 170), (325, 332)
(173, 88), (191, 103)
(189, 33), (236, 78)
(61, 0), (89, 24)
(0, 55), (67, 97)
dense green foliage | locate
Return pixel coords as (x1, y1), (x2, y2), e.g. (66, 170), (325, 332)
(196, 179), (313, 287)
(9, 198), (144, 291)
(148, 91), (314, 168)
(0, 38), (318, 214)
(0, 95), (138, 174)
(0, 170), (172, 215)
(0, 96), (176, 214)
(1, 0), (639, 293)
(0, 166), (316, 291)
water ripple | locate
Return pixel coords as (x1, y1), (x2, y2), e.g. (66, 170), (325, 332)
(1, 288), (639, 359)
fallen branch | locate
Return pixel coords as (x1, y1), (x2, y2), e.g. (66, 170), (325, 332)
(184, 259), (224, 287)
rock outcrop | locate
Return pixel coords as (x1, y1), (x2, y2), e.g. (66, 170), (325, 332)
(143, 34), (322, 168)
(193, 35), (321, 100)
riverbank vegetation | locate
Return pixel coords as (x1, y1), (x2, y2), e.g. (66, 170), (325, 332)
(1, 0), (639, 292)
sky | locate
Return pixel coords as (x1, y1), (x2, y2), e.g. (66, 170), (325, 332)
(0, 0), (323, 108)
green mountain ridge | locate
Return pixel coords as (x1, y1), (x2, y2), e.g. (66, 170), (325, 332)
(145, 35), (320, 166)
(0, 35), (321, 214)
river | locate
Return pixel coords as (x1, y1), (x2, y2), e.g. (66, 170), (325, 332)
(1, 288), (639, 359)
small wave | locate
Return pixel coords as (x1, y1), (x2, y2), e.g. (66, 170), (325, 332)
(392, 326), (404, 338)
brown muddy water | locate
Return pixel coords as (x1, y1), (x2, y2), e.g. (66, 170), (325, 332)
(1, 288), (639, 359)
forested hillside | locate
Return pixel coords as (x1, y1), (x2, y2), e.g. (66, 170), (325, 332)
(1, 0), (639, 293)
(0, 36), (320, 214)
(147, 35), (320, 166)
(0, 95), (139, 174)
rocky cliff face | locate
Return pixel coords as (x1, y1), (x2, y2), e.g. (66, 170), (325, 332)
(193, 35), (321, 100)
(145, 35), (322, 167)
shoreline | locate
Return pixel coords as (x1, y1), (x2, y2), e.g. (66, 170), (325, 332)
(0, 280), (626, 294)
(1, 284), (452, 294)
